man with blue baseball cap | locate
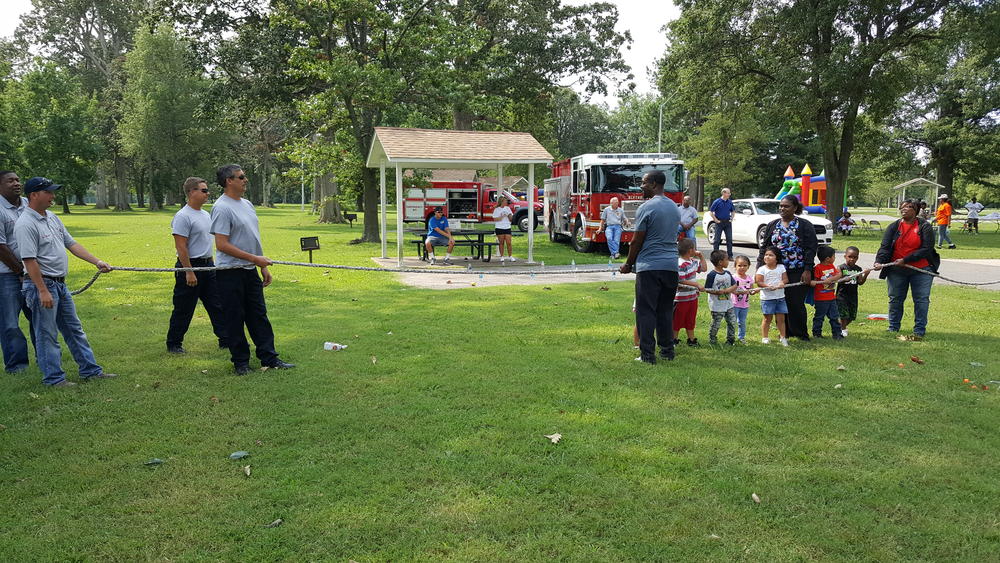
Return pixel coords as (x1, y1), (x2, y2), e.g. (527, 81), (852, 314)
(13, 177), (117, 387)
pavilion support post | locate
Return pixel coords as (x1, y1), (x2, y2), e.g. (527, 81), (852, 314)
(396, 163), (404, 268)
(528, 164), (535, 263)
(380, 163), (387, 259)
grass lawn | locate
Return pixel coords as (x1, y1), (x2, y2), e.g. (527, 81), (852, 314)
(1, 204), (998, 560)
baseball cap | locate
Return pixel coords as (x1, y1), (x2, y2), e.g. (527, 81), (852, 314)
(937, 193), (948, 199)
(433, 206), (444, 212)
(24, 177), (62, 194)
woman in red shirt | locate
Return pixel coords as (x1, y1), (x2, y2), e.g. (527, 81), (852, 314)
(873, 199), (939, 339)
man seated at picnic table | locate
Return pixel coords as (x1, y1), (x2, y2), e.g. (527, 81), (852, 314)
(425, 206), (455, 265)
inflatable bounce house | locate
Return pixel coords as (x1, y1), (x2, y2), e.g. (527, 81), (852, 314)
(775, 164), (827, 214)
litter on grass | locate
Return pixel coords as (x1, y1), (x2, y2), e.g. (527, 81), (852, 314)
(867, 313), (889, 320)
(544, 433), (562, 444)
(144, 458), (164, 466)
(229, 451), (250, 460)
(264, 518), (283, 528)
(323, 342), (347, 351)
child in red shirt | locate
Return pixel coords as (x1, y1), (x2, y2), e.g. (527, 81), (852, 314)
(810, 246), (844, 339)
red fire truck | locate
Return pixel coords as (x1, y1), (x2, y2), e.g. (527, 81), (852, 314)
(544, 153), (687, 252)
(403, 181), (543, 231)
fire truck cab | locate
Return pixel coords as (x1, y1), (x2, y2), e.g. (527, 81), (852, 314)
(544, 153), (687, 252)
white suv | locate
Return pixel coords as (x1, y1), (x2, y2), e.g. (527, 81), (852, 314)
(702, 198), (833, 248)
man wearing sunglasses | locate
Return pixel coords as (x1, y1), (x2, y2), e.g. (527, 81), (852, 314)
(210, 164), (294, 375)
(166, 177), (228, 355)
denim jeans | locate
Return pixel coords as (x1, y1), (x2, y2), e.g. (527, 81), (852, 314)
(734, 306), (749, 340)
(22, 278), (103, 385)
(713, 221), (733, 258)
(709, 308), (737, 343)
(0, 272), (34, 372)
(937, 224), (953, 246)
(605, 224), (622, 256)
(812, 300), (843, 338)
(682, 225), (697, 242)
(886, 266), (934, 336)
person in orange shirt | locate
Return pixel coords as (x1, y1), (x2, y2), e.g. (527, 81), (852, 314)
(935, 194), (956, 249)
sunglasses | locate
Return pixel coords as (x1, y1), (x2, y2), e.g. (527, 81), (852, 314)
(232, 175), (246, 180)
(198, 188), (210, 193)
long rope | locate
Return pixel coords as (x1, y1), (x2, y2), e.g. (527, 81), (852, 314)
(69, 259), (1000, 296)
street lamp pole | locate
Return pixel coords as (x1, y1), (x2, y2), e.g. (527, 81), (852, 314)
(657, 92), (678, 153)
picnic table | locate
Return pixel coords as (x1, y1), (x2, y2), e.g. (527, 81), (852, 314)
(408, 228), (514, 262)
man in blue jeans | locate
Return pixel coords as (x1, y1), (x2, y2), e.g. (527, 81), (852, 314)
(0, 170), (34, 373)
(709, 188), (735, 259)
(678, 195), (699, 242)
(14, 177), (117, 387)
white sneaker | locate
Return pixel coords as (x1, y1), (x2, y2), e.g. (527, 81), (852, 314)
(761, 337), (770, 344)
(509, 256), (516, 262)
(500, 256), (507, 262)
(429, 257), (436, 265)
(841, 329), (848, 337)
(780, 338), (790, 347)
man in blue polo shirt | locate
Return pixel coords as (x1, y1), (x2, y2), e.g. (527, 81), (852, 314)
(0, 170), (34, 373)
(709, 188), (735, 259)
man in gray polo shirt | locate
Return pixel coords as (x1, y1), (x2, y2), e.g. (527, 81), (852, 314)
(620, 171), (681, 364)
(211, 164), (294, 375)
(14, 177), (116, 387)
(166, 176), (229, 354)
(0, 170), (35, 373)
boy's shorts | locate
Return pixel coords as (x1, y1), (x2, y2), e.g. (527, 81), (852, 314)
(673, 299), (698, 330)
(761, 298), (788, 315)
(426, 235), (450, 246)
(837, 297), (858, 321)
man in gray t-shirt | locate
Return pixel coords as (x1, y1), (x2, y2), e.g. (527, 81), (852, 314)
(166, 177), (228, 354)
(210, 164), (293, 375)
(620, 171), (681, 364)
(14, 177), (115, 387)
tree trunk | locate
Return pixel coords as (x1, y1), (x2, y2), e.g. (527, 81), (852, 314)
(453, 110), (475, 130)
(933, 146), (956, 198)
(60, 194), (71, 214)
(74, 192), (86, 205)
(113, 154), (132, 211)
(261, 155), (275, 208)
(94, 166), (109, 209)
(317, 173), (344, 223)
(361, 167), (380, 242)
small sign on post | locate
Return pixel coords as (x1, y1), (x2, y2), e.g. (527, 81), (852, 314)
(300, 236), (320, 263)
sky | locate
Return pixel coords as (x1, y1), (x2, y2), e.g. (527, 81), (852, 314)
(0, 0), (679, 105)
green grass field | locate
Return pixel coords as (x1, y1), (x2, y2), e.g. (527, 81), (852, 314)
(1, 205), (998, 560)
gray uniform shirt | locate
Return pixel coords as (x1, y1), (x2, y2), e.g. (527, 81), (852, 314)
(0, 196), (28, 274)
(601, 206), (624, 226)
(13, 207), (76, 277)
(633, 195), (680, 273)
(679, 205), (699, 229)
(172, 205), (213, 259)
(210, 195), (262, 269)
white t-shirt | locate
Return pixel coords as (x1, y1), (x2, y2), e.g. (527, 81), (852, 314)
(493, 205), (513, 229)
(965, 202), (984, 219)
(756, 264), (787, 300)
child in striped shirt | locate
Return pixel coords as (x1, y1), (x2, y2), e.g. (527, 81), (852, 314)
(672, 238), (706, 347)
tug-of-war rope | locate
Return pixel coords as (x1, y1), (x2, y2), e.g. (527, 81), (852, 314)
(69, 260), (999, 296)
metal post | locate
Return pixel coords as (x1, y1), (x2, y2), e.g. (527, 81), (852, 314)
(380, 163), (387, 259)
(658, 101), (666, 153)
(527, 164), (535, 263)
(300, 157), (305, 212)
(395, 163), (404, 268)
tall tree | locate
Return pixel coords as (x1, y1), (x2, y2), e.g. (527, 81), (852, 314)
(663, 0), (952, 222)
(17, 0), (147, 210)
(6, 63), (104, 213)
(120, 23), (210, 210)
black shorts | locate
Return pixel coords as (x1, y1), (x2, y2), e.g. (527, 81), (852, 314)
(495, 228), (512, 236)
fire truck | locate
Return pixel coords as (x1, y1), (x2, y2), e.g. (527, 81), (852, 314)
(544, 153), (687, 252)
(403, 181), (543, 231)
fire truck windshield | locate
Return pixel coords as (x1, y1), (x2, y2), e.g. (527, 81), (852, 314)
(592, 164), (683, 194)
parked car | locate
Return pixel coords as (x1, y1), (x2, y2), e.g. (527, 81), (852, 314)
(702, 198), (833, 248)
